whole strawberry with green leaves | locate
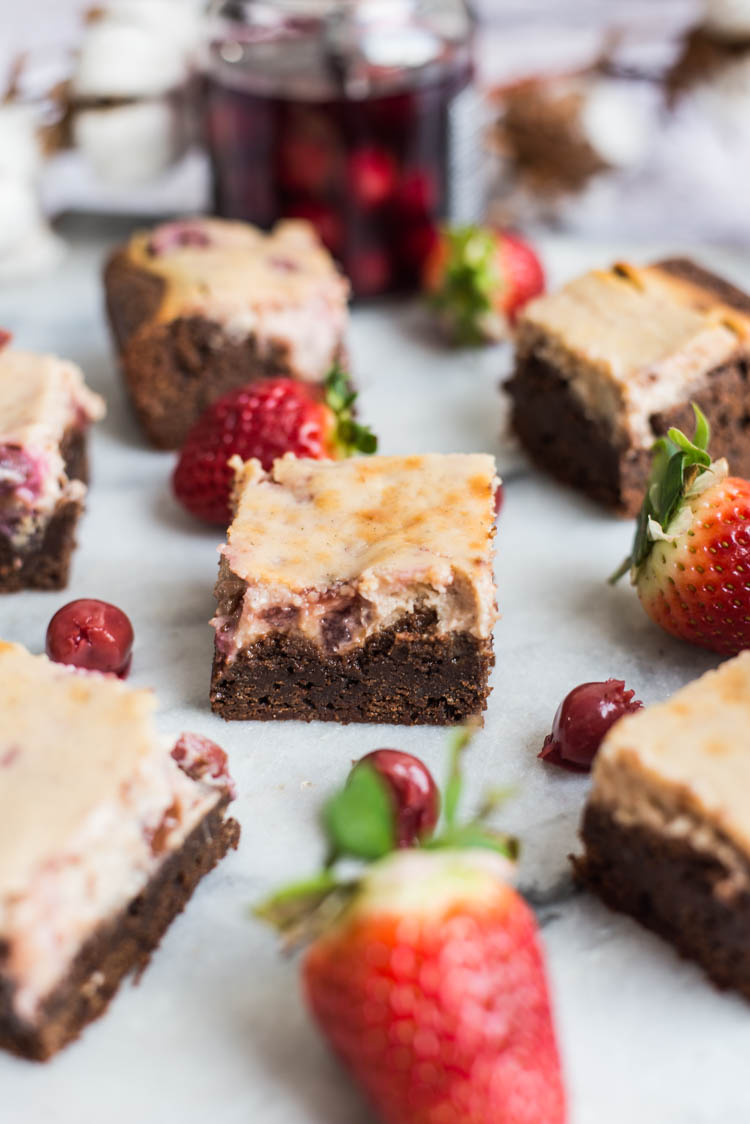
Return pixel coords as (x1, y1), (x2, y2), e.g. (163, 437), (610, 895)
(612, 404), (750, 655)
(257, 735), (566, 1124)
(172, 364), (376, 525)
(422, 225), (544, 345)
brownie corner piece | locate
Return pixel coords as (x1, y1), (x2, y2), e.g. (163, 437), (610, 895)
(0, 349), (104, 591)
(0, 643), (239, 1060)
(210, 454), (499, 725)
(104, 216), (350, 449)
(508, 258), (750, 515)
(0, 801), (239, 1062)
(575, 651), (750, 999)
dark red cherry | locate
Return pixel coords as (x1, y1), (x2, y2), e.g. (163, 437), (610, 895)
(347, 146), (397, 209)
(355, 749), (440, 847)
(539, 679), (642, 772)
(287, 200), (345, 255)
(395, 169), (437, 218)
(46, 599), (134, 678)
(348, 247), (392, 297)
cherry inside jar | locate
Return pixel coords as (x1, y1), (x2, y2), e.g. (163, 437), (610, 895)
(205, 0), (481, 297)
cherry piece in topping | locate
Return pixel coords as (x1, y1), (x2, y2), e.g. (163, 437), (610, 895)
(0, 446), (41, 500)
(354, 749), (440, 847)
(148, 220), (211, 256)
(539, 679), (643, 773)
(46, 599), (134, 678)
(494, 483), (504, 517)
(0, 329), (12, 351)
(172, 732), (235, 798)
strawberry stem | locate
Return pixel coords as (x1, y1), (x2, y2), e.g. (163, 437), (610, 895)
(610, 403), (712, 584)
(324, 364), (378, 457)
(256, 729), (519, 944)
(427, 225), (501, 346)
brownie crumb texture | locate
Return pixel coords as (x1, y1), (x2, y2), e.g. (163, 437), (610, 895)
(210, 612), (494, 726)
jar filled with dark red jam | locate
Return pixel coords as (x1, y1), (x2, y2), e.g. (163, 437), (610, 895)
(205, 0), (482, 297)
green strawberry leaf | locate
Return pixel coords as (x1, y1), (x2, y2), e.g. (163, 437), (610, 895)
(322, 763), (395, 862)
(325, 363), (378, 457)
(254, 871), (357, 946)
(427, 225), (500, 346)
(427, 822), (519, 860)
(254, 871), (340, 929)
(610, 404), (712, 583)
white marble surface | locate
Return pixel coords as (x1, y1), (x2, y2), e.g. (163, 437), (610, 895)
(1, 219), (750, 1123)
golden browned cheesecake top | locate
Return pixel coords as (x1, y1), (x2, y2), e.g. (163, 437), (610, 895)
(516, 261), (750, 447)
(590, 652), (750, 857)
(218, 454), (500, 648)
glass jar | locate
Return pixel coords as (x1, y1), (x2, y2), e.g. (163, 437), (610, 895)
(204, 0), (481, 297)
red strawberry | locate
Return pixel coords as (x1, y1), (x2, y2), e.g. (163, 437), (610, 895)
(257, 735), (566, 1124)
(612, 405), (750, 655)
(348, 146), (397, 209)
(422, 226), (545, 344)
(172, 367), (376, 525)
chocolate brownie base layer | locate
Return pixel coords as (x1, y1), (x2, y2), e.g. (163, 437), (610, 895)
(104, 251), (348, 450)
(0, 429), (89, 593)
(506, 350), (750, 517)
(0, 800), (240, 1062)
(210, 614), (494, 725)
(574, 803), (750, 1000)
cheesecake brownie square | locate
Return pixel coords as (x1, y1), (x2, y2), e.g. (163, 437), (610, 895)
(210, 453), (499, 725)
(507, 258), (750, 515)
(0, 346), (105, 592)
(0, 641), (239, 1061)
(575, 652), (750, 999)
(104, 217), (350, 449)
